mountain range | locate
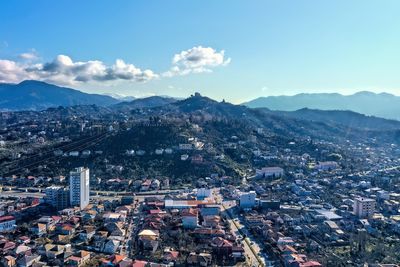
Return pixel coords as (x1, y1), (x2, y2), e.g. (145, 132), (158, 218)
(2, 80), (400, 123)
(0, 80), (119, 110)
(4, 91), (400, 180)
(243, 92), (400, 120)
(0, 80), (180, 112)
(113, 96), (177, 112)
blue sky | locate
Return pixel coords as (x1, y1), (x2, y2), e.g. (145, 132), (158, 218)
(0, 1), (399, 103)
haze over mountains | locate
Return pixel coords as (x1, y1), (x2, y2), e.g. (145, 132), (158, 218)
(0, 80), (119, 110)
(2, 81), (400, 157)
(2, 80), (400, 123)
(0, 80), (179, 112)
(244, 92), (400, 120)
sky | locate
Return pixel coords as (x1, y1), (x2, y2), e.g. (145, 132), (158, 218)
(0, 0), (400, 103)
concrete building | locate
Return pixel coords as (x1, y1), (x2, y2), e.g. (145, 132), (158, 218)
(200, 205), (221, 216)
(69, 167), (90, 210)
(164, 199), (213, 209)
(196, 188), (212, 200)
(181, 208), (199, 229)
(256, 167), (284, 178)
(45, 186), (70, 210)
(317, 161), (339, 171)
(0, 216), (16, 233)
(179, 144), (193, 150)
(354, 197), (376, 218)
(239, 191), (257, 209)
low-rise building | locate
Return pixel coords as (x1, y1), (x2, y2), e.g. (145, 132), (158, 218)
(239, 191), (256, 209)
(0, 216), (16, 233)
(256, 167), (284, 178)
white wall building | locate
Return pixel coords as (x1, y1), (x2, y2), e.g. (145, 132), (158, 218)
(69, 167), (90, 210)
(317, 161), (339, 171)
(256, 167), (284, 178)
(240, 191), (257, 209)
(354, 197), (375, 218)
(0, 216), (16, 232)
(179, 144), (193, 150)
(196, 188), (212, 200)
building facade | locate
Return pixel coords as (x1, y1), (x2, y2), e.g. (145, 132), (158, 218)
(354, 197), (375, 218)
(0, 216), (16, 233)
(239, 191), (257, 209)
(197, 188), (212, 200)
(45, 186), (70, 210)
(317, 161), (339, 171)
(256, 167), (284, 178)
(70, 167), (90, 210)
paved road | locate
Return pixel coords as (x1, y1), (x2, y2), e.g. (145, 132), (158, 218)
(0, 190), (45, 198)
(213, 189), (264, 267)
(222, 203), (264, 267)
(1, 186), (181, 195)
(120, 201), (139, 256)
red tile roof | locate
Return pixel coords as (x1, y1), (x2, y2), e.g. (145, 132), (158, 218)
(181, 208), (198, 217)
(0, 216), (15, 222)
(300, 261), (322, 267)
(132, 260), (148, 267)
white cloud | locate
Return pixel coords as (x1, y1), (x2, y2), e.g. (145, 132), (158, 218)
(0, 54), (157, 85)
(163, 46), (231, 77)
(0, 46), (230, 86)
(0, 59), (36, 83)
(19, 51), (39, 61)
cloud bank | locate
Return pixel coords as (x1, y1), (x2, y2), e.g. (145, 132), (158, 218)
(163, 46), (231, 77)
(0, 46), (230, 85)
(0, 55), (157, 85)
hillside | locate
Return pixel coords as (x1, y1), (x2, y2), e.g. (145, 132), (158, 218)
(112, 96), (177, 112)
(2, 93), (400, 182)
(267, 108), (400, 131)
(243, 92), (400, 120)
(0, 80), (119, 111)
(155, 94), (399, 143)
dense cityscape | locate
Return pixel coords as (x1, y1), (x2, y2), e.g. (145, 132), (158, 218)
(0, 91), (399, 267)
(2, 1), (400, 266)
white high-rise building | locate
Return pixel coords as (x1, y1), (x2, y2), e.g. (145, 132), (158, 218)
(353, 197), (375, 218)
(69, 167), (90, 210)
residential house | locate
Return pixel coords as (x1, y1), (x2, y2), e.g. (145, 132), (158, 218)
(187, 252), (212, 267)
(181, 208), (199, 229)
(138, 229), (159, 253)
(211, 237), (233, 257)
(16, 254), (41, 267)
(1, 255), (16, 267)
(103, 239), (120, 254)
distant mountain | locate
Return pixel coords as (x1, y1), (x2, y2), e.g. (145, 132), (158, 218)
(138, 93), (400, 144)
(5, 93), (400, 180)
(0, 80), (119, 111)
(102, 93), (136, 102)
(267, 108), (400, 131)
(113, 96), (177, 111)
(169, 93), (247, 116)
(243, 92), (400, 120)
